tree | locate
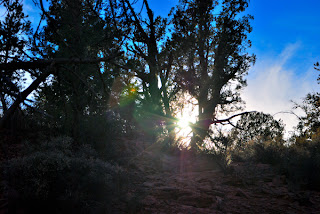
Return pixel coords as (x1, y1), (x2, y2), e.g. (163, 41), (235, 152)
(0, 0), (126, 132)
(294, 92), (320, 138)
(120, 0), (180, 142)
(170, 0), (255, 149)
(230, 111), (284, 147)
(0, 0), (31, 117)
(292, 62), (320, 138)
(27, 0), (128, 137)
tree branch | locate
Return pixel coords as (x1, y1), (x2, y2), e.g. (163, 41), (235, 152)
(212, 111), (255, 124)
(0, 62), (55, 129)
(0, 53), (123, 71)
(0, 54), (123, 130)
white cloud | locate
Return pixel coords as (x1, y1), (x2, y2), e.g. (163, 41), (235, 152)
(242, 42), (319, 137)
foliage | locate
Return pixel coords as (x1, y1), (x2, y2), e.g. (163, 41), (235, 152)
(294, 92), (320, 137)
(120, 0), (180, 142)
(231, 111), (284, 148)
(195, 127), (233, 173)
(0, 0), (257, 148)
(0, 0), (32, 114)
(281, 132), (320, 191)
(170, 0), (255, 147)
(252, 140), (285, 165)
(33, 0), (127, 139)
(229, 63), (320, 191)
(78, 110), (138, 161)
(230, 129), (320, 191)
(199, 113), (284, 171)
(3, 136), (130, 213)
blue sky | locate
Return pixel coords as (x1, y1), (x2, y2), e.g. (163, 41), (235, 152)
(247, 0), (320, 56)
(3, 0), (320, 135)
(243, 0), (320, 135)
(246, 0), (320, 77)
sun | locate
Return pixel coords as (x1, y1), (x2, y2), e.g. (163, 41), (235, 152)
(177, 116), (191, 129)
(175, 116), (193, 147)
(175, 95), (198, 147)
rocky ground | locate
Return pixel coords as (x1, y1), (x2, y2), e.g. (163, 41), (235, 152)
(129, 149), (320, 213)
(1, 138), (320, 213)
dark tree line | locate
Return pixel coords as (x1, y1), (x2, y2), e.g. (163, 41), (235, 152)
(0, 0), (255, 149)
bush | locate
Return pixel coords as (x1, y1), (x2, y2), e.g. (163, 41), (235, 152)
(231, 137), (285, 165)
(231, 133), (320, 191)
(281, 138), (320, 191)
(3, 136), (129, 213)
(231, 140), (257, 162)
(253, 140), (285, 165)
(78, 112), (137, 161)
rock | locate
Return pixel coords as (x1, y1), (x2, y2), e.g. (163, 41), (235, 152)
(143, 181), (154, 188)
(177, 195), (201, 207)
(272, 176), (283, 187)
(131, 150), (320, 214)
(297, 192), (313, 207)
(141, 195), (158, 206)
(200, 188), (225, 197)
(198, 184), (212, 192)
(196, 196), (214, 208)
(235, 188), (250, 199)
(156, 186), (179, 192)
(216, 196), (224, 211)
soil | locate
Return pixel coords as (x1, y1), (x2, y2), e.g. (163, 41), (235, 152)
(130, 149), (320, 214)
(1, 139), (320, 213)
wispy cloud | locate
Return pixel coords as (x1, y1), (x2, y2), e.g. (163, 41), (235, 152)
(242, 42), (319, 136)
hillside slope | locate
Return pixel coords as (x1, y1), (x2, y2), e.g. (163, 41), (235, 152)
(129, 149), (320, 213)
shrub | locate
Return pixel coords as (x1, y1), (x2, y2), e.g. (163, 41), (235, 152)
(231, 140), (257, 162)
(253, 140), (285, 165)
(281, 138), (320, 191)
(3, 136), (129, 213)
(78, 112), (137, 161)
(231, 137), (285, 165)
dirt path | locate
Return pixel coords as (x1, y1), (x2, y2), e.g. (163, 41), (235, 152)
(134, 152), (320, 213)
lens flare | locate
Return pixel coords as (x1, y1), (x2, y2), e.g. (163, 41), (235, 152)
(177, 116), (190, 129)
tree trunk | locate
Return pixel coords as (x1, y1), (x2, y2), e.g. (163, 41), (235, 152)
(0, 93), (8, 113)
(0, 66), (53, 130)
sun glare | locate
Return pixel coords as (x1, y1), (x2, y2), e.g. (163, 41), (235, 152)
(177, 116), (190, 129)
(175, 116), (193, 147)
(175, 94), (198, 147)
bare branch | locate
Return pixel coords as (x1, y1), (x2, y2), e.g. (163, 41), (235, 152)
(273, 111), (301, 120)
(212, 111), (256, 124)
(122, 0), (148, 41)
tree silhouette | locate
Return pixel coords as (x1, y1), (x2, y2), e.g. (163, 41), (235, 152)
(0, 0), (126, 132)
(170, 0), (255, 149)
(120, 0), (179, 142)
(231, 111), (284, 147)
(0, 0), (31, 118)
